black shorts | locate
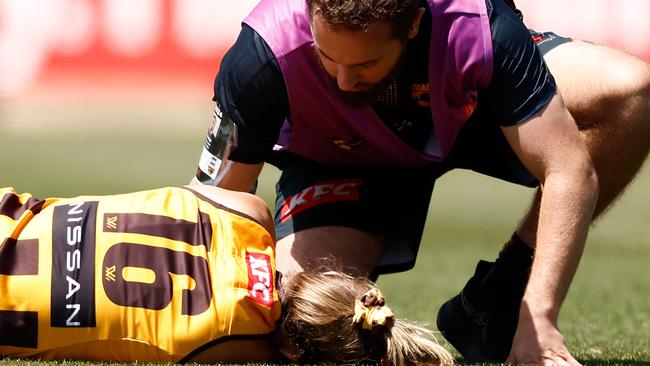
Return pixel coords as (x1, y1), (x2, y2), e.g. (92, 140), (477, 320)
(273, 32), (572, 276)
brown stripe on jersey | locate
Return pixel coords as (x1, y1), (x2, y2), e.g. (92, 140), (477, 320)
(0, 192), (46, 220)
(103, 212), (213, 251)
(0, 310), (38, 348)
(0, 238), (38, 275)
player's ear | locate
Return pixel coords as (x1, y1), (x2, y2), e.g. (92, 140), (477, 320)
(408, 7), (426, 39)
(272, 327), (301, 362)
(380, 355), (389, 366)
(278, 341), (301, 362)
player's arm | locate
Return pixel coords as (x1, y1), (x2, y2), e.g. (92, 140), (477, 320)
(483, 3), (596, 364)
(185, 338), (277, 363)
(191, 104), (264, 192)
(191, 24), (288, 193)
(501, 90), (597, 365)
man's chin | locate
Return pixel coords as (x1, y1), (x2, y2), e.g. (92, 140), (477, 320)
(336, 89), (379, 108)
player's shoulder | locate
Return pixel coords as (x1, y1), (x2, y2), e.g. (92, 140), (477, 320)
(184, 184), (274, 236)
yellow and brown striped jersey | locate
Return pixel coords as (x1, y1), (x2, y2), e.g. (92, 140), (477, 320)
(0, 186), (280, 362)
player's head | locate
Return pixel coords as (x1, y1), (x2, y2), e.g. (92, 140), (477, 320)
(306, 0), (425, 106)
(275, 270), (454, 365)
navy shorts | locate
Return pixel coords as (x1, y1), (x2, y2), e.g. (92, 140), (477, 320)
(273, 32), (572, 276)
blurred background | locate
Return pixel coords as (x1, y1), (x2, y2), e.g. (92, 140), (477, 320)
(1, 0), (649, 196)
(1, 0), (260, 197)
(1, 0), (649, 360)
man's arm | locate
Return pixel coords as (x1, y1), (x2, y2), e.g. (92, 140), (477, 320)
(501, 91), (598, 365)
(214, 162), (264, 192)
(190, 24), (288, 192)
(191, 160), (263, 193)
(191, 104), (264, 192)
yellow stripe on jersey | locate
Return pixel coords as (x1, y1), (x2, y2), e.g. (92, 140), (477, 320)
(0, 187), (280, 362)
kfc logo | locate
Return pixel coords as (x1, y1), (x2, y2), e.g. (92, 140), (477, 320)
(279, 179), (363, 223)
(246, 252), (274, 307)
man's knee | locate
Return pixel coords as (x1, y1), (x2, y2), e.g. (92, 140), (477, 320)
(598, 52), (650, 136)
(599, 52), (650, 107)
(545, 41), (650, 127)
(593, 58), (650, 132)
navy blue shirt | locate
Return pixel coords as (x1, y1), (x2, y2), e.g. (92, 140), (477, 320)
(213, 0), (556, 164)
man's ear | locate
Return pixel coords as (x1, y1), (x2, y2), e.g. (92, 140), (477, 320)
(408, 7), (426, 39)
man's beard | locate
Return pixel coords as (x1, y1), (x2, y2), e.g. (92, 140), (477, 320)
(325, 48), (407, 108)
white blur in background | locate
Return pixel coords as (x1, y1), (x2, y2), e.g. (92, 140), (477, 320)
(0, 0), (259, 97)
(0, 0), (649, 98)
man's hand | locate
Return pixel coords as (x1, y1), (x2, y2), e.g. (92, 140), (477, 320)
(506, 301), (582, 366)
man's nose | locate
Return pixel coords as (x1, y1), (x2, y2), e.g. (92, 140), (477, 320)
(336, 65), (359, 91)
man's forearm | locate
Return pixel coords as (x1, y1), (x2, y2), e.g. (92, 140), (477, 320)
(523, 171), (598, 320)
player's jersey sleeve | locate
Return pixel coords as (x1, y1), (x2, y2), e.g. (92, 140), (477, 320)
(213, 24), (289, 164)
(479, 0), (557, 126)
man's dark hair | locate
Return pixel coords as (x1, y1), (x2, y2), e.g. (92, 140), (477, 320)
(306, 0), (420, 38)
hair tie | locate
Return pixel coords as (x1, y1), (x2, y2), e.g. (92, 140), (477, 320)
(352, 289), (395, 331)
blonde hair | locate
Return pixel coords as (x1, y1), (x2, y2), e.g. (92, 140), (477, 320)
(279, 270), (454, 365)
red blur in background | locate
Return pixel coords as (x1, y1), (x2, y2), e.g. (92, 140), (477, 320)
(1, 0), (649, 98)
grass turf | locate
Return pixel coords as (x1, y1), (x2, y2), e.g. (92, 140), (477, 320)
(1, 98), (649, 365)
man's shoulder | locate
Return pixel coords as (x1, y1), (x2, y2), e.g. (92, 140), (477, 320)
(218, 24), (279, 79)
(214, 23), (285, 108)
(243, 0), (312, 55)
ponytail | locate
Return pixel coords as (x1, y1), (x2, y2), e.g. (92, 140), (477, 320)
(280, 270), (453, 365)
(387, 320), (454, 366)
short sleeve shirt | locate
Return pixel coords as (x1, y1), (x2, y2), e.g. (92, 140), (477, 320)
(213, 0), (556, 164)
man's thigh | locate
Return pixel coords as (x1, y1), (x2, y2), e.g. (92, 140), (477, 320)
(271, 153), (437, 275)
(274, 226), (387, 278)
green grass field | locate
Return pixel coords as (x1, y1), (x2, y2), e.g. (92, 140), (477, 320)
(1, 94), (649, 365)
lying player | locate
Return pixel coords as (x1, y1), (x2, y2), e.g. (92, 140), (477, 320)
(0, 184), (452, 365)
